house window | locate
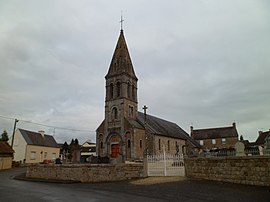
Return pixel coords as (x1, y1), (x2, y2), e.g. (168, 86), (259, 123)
(212, 139), (216, 145)
(110, 83), (114, 99)
(222, 138), (226, 144)
(116, 82), (121, 97)
(158, 139), (161, 150)
(52, 153), (56, 159)
(127, 139), (131, 148)
(100, 141), (103, 149)
(168, 140), (170, 151)
(30, 151), (36, 160)
(199, 140), (204, 146)
(44, 152), (47, 159)
(140, 140), (142, 148)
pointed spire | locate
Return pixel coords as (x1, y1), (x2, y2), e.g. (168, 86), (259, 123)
(105, 31), (137, 80)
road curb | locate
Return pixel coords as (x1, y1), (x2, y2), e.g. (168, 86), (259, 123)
(14, 173), (80, 184)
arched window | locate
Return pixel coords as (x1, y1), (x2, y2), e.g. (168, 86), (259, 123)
(100, 141), (103, 149)
(112, 107), (118, 120)
(127, 139), (131, 148)
(127, 82), (131, 98)
(132, 85), (135, 99)
(99, 134), (103, 150)
(110, 83), (114, 99)
(168, 140), (170, 151)
(116, 82), (121, 97)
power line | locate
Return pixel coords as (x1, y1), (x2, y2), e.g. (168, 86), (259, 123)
(0, 115), (15, 121)
(0, 115), (96, 133)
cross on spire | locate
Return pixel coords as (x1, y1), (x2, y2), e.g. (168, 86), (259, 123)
(143, 105), (148, 115)
(120, 11), (124, 31)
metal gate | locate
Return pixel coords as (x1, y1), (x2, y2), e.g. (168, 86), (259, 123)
(147, 154), (185, 176)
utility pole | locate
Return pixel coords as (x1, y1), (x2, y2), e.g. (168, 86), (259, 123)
(11, 119), (19, 149)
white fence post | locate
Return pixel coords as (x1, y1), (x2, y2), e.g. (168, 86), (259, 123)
(162, 146), (167, 176)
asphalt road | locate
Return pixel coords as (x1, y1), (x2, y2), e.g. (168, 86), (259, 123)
(0, 167), (269, 202)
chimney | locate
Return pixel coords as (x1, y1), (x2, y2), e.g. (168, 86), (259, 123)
(39, 130), (45, 138)
(190, 126), (194, 137)
(232, 122), (236, 128)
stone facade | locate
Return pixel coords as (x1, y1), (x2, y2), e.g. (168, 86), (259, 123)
(26, 163), (144, 183)
(154, 135), (186, 155)
(185, 156), (270, 186)
(199, 137), (238, 151)
(191, 123), (239, 151)
(96, 30), (189, 161)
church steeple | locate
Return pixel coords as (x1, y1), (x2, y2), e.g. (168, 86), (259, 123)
(105, 30), (137, 80)
(105, 28), (138, 122)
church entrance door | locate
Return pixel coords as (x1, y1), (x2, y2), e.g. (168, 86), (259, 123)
(111, 144), (120, 158)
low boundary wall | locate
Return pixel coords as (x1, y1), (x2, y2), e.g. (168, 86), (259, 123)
(185, 156), (270, 186)
(26, 163), (144, 183)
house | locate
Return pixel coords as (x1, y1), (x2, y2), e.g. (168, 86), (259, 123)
(191, 123), (239, 151)
(0, 141), (14, 170)
(96, 28), (192, 162)
(80, 141), (96, 162)
(253, 130), (270, 147)
(12, 129), (60, 164)
(247, 130), (270, 155)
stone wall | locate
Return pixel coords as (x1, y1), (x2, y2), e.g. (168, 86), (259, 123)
(26, 163), (144, 183)
(185, 156), (270, 186)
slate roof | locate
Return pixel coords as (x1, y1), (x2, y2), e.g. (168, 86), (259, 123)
(0, 141), (14, 155)
(105, 30), (137, 80)
(135, 112), (187, 140)
(18, 128), (59, 148)
(255, 130), (270, 145)
(191, 124), (238, 140)
(96, 112), (200, 147)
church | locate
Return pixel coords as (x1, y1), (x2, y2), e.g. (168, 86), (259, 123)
(96, 27), (197, 162)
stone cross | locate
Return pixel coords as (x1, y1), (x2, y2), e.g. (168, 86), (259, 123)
(143, 105), (148, 115)
(143, 105), (148, 155)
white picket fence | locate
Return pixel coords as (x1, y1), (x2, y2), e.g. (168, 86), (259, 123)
(147, 154), (185, 176)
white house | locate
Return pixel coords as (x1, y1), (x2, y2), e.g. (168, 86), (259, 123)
(13, 128), (60, 164)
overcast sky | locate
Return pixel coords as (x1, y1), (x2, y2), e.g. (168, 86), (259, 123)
(1, 0), (269, 144)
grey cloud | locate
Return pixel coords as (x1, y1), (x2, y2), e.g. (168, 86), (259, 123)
(0, 0), (269, 143)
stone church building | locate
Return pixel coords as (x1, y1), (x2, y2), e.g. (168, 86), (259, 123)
(96, 29), (197, 162)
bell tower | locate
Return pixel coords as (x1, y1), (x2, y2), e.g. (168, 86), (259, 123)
(102, 26), (138, 159)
